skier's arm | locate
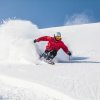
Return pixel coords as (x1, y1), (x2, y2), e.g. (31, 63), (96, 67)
(61, 42), (72, 56)
(61, 42), (69, 54)
(36, 36), (51, 42)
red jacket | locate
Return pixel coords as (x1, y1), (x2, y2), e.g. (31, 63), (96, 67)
(37, 36), (69, 54)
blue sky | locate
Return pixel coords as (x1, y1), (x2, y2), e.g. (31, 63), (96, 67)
(0, 0), (100, 28)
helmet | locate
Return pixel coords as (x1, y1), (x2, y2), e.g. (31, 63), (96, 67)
(54, 32), (62, 41)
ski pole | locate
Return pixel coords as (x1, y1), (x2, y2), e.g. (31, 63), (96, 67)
(69, 55), (71, 63)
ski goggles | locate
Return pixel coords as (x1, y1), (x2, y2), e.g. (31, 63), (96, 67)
(55, 36), (62, 40)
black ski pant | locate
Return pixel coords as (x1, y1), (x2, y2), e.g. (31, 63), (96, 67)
(41, 50), (57, 60)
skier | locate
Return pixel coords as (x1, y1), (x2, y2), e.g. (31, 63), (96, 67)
(33, 32), (72, 63)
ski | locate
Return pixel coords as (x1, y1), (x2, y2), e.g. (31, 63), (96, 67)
(40, 56), (55, 65)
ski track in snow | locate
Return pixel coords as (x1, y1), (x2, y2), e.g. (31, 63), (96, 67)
(0, 20), (100, 100)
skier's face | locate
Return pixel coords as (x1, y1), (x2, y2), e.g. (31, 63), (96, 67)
(55, 36), (62, 41)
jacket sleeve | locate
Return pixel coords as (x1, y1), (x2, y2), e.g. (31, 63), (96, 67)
(36, 36), (51, 42)
(61, 42), (69, 54)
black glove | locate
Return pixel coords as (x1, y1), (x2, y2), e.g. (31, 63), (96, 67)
(67, 51), (72, 56)
(33, 39), (37, 43)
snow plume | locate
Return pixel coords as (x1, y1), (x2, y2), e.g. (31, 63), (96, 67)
(0, 19), (69, 64)
(0, 19), (39, 64)
(64, 13), (92, 25)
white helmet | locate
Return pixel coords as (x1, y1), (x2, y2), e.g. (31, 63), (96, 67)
(54, 32), (62, 41)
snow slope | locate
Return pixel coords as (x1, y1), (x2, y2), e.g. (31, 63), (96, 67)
(0, 75), (75, 100)
(0, 20), (100, 100)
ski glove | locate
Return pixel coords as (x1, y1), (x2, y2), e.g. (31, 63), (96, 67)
(67, 51), (72, 56)
(33, 39), (37, 43)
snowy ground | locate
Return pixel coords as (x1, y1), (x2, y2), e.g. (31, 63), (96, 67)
(0, 20), (100, 100)
(0, 74), (75, 100)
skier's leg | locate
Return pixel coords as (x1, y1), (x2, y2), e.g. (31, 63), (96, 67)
(40, 50), (49, 59)
(46, 50), (57, 60)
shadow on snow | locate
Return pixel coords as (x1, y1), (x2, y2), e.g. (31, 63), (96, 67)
(57, 56), (100, 63)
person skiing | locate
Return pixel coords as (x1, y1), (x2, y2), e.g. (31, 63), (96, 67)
(33, 32), (72, 62)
